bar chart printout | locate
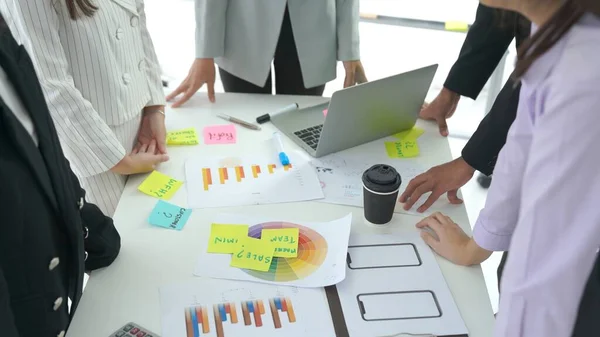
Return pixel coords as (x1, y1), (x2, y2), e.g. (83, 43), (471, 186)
(160, 279), (335, 337)
(186, 154), (323, 208)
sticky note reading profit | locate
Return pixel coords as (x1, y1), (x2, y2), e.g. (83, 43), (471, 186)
(203, 124), (237, 145)
(385, 140), (420, 158)
(207, 224), (249, 253)
(261, 228), (299, 258)
(137, 171), (183, 200)
(230, 237), (275, 272)
(166, 128), (199, 145)
(393, 127), (424, 140)
(148, 200), (192, 230)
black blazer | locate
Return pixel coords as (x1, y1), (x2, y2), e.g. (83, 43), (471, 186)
(0, 17), (120, 337)
(444, 4), (530, 175)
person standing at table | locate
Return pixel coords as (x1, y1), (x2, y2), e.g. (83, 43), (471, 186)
(1, 0), (170, 216)
(0, 14), (120, 336)
(167, 0), (367, 107)
(415, 0), (600, 335)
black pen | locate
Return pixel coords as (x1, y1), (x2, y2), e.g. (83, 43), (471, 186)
(256, 103), (299, 124)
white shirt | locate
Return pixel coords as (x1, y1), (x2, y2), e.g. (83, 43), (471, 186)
(0, 66), (38, 145)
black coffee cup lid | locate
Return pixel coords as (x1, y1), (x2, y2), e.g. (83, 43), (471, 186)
(362, 164), (402, 193)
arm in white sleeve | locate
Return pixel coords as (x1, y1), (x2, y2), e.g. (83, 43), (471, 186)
(471, 89), (533, 251)
(195, 0), (228, 58)
(494, 81), (600, 337)
(335, 0), (360, 61)
(10, 0), (125, 178)
(138, 0), (166, 106)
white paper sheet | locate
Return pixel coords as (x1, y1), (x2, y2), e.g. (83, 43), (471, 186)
(334, 233), (468, 337)
(311, 154), (460, 217)
(185, 151), (324, 209)
(194, 213), (352, 288)
(159, 279), (335, 337)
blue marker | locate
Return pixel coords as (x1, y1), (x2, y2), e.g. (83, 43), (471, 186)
(273, 132), (290, 166)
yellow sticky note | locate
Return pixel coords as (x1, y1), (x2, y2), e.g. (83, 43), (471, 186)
(445, 21), (469, 32)
(137, 171), (183, 200)
(207, 224), (249, 254)
(393, 127), (424, 140)
(230, 237), (275, 272)
(261, 228), (299, 258)
(385, 140), (420, 158)
(166, 128), (199, 145)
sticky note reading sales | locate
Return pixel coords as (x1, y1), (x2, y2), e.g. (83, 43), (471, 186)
(138, 171), (183, 200)
(230, 237), (275, 272)
(393, 127), (424, 140)
(203, 124), (237, 145)
(445, 21), (469, 32)
(148, 200), (192, 230)
(207, 224), (249, 253)
(166, 128), (199, 145)
(385, 140), (420, 158)
(261, 228), (299, 258)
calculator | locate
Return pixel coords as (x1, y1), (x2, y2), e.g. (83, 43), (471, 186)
(109, 322), (160, 337)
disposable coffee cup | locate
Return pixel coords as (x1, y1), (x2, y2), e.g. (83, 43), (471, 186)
(362, 164), (402, 225)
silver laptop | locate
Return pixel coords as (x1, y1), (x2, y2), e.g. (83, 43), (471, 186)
(272, 64), (438, 157)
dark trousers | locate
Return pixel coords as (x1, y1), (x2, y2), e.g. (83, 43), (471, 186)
(219, 7), (326, 96)
(497, 252), (600, 335)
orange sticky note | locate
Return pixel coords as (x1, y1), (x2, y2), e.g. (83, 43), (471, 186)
(203, 124), (236, 145)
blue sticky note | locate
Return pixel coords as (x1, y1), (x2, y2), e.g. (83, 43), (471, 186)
(148, 200), (192, 230)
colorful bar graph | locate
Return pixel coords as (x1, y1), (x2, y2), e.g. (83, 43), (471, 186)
(234, 166), (246, 182)
(285, 297), (296, 322)
(241, 301), (251, 326)
(240, 300), (265, 327)
(283, 164), (293, 171)
(213, 304), (224, 337)
(268, 164), (276, 174)
(185, 306), (210, 337)
(267, 297), (296, 329)
(269, 298), (282, 329)
(202, 168), (212, 191)
(251, 165), (262, 178)
(218, 167), (228, 185)
(253, 300), (263, 327)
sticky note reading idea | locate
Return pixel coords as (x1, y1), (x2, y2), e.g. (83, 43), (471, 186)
(148, 200), (192, 230)
(207, 224), (249, 254)
(385, 140), (420, 158)
(203, 124), (236, 145)
(393, 127), (424, 140)
(138, 171), (183, 200)
(230, 237), (275, 272)
(167, 128), (199, 145)
(261, 228), (299, 258)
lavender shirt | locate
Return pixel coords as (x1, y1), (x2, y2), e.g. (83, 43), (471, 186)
(471, 14), (600, 337)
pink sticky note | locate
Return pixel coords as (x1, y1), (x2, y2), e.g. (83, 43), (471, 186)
(203, 124), (237, 145)
(323, 109), (328, 116)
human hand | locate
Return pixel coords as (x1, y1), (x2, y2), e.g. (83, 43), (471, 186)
(416, 212), (490, 266)
(135, 106), (167, 154)
(342, 60), (368, 88)
(399, 157), (475, 213)
(166, 58), (216, 107)
(111, 140), (169, 175)
(420, 87), (460, 136)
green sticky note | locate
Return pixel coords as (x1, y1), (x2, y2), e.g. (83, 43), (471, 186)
(393, 127), (424, 140)
(385, 140), (420, 158)
(207, 224), (249, 253)
(166, 128), (199, 145)
(230, 237), (275, 271)
(261, 228), (299, 258)
(137, 171), (183, 200)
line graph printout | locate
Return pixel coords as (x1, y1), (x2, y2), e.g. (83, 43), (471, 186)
(311, 154), (461, 217)
(186, 152), (323, 208)
(159, 279), (335, 337)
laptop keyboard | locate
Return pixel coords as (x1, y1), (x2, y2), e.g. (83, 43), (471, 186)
(294, 125), (323, 150)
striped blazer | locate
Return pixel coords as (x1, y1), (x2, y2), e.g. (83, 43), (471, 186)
(1, 0), (165, 178)
(196, 0), (360, 88)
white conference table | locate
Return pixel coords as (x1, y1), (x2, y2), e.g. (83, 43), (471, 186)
(67, 93), (495, 337)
